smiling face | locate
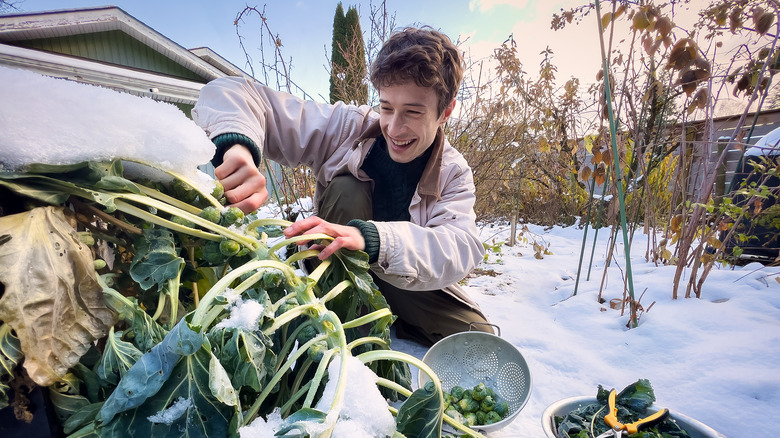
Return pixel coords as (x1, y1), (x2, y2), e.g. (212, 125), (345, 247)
(378, 82), (455, 163)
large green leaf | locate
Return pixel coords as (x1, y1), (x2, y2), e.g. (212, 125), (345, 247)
(96, 318), (203, 425)
(0, 322), (23, 409)
(395, 382), (443, 438)
(209, 327), (274, 393)
(0, 206), (116, 386)
(96, 344), (233, 438)
(130, 228), (185, 292)
(96, 328), (143, 386)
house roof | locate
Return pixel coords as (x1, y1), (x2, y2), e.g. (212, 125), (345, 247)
(0, 5), (252, 104)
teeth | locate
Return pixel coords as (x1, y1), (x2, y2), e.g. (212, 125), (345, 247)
(394, 139), (413, 146)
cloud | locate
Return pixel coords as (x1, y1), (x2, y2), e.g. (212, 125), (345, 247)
(468, 0), (530, 14)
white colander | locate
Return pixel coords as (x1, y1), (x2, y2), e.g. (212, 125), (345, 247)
(417, 327), (532, 432)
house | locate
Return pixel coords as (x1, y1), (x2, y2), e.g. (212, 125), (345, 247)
(0, 5), (252, 116)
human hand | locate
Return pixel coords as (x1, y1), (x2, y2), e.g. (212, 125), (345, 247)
(283, 216), (365, 260)
(214, 144), (267, 213)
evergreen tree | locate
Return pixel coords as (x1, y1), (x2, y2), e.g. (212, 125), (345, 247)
(344, 6), (368, 105)
(329, 3), (347, 104)
(329, 3), (368, 105)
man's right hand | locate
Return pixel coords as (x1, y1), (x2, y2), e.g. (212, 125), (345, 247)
(214, 144), (267, 213)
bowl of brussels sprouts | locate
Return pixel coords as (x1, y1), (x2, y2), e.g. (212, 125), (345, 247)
(417, 330), (532, 432)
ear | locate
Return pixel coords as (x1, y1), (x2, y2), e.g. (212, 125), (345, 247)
(439, 99), (456, 124)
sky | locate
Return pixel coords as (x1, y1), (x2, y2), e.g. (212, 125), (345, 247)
(7, 0), (708, 102)
(3, 62), (778, 437)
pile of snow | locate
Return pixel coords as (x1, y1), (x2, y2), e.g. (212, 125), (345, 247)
(239, 355), (396, 438)
(0, 66), (215, 182)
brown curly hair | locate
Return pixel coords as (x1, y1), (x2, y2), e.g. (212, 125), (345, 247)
(370, 27), (464, 116)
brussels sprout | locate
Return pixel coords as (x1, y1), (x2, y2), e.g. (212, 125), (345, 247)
(493, 399), (509, 417)
(203, 240), (226, 265)
(94, 259), (107, 270)
(445, 408), (464, 425)
(480, 395), (495, 412)
(219, 239), (240, 257)
(307, 340), (328, 362)
(475, 410), (487, 425)
(463, 389), (473, 400)
(449, 386), (464, 401)
(171, 178), (198, 203)
(486, 387), (497, 400)
(472, 382), (489, 401)
(199, 206), (221, 224)
(458, 397), (479, 413)
(211, 180), (225, 199)
(424, 380), (436, 393)
(220, 206), (244, 227)
(463, 412), (477, 426)
(296, 324), (318, 344)
(276, 298), (298, 316)
(486, 410), (502, 424)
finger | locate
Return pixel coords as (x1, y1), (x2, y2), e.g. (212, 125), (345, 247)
(318, 238), (346, 260)
(284, 216), (324, 237)
(224, 172), (266, 204)
(232, 190), (268, 214)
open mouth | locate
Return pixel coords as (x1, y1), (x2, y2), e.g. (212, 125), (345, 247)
(390, 137), (416, 149)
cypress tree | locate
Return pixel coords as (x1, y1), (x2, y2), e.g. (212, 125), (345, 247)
(329, 3), (347, 104)
(329, 3), (368, 105)
(344, 6), (368, 105)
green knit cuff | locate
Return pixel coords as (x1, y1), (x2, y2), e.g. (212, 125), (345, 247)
(211, 133), (261, 167)
(347, 219), (380, 264)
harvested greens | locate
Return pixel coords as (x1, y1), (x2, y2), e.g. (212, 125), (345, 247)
(554, 379), (692, 438)
(0, 160), (490, 437)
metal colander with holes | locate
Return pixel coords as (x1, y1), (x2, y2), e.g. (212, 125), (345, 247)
(417, 328), (532, 432)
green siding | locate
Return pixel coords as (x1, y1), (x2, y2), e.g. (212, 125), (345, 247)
(15, 30), (204, 82)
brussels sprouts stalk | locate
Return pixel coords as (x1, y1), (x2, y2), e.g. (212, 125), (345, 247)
(135, 183), (202, 215)
(347, 336), (389, 351)
(242, 332), (329, 424)
(319, 279), (354, 304)
(303, 348), (338, 409)
(118, 194), (257, 249)
(341, 308), (393, 329)
(192, 259), (298, 328)
(268, 233), (333, 254)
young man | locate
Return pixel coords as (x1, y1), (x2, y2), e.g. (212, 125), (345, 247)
(192, 27), (492, 346)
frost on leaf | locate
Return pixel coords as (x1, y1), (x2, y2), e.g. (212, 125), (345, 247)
(0, 206), (116, 386)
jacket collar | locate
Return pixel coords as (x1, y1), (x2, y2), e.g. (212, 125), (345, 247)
(359, 121), (444, 199)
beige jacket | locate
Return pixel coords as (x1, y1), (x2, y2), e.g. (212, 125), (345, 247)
(192, 77), (484, 309)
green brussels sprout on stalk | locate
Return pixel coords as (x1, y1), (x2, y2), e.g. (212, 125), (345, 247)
(219, 239), (240, 257)
(220, 206), (244, 227)
(199, 206), (221, 224)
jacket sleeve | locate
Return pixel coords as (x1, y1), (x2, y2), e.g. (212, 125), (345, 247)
(192, 77), (375, 179)
(371, 154), (484, 291)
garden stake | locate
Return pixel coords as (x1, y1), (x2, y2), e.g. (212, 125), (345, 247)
(587, 168), (611, 281)
(594, 0), (638, 326)
(573, 172), (597, 296)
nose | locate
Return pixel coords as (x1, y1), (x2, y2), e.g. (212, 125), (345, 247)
(387, 113), (404, 135)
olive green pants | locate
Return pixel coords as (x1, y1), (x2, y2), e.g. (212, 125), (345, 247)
(317, 174), (493, 346)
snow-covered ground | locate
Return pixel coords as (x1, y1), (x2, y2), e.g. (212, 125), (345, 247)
(393, 222), (780, 437)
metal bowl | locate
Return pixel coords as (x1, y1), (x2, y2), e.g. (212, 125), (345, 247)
(541, 396), (726, 438)
(417, 330), (532, 433)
